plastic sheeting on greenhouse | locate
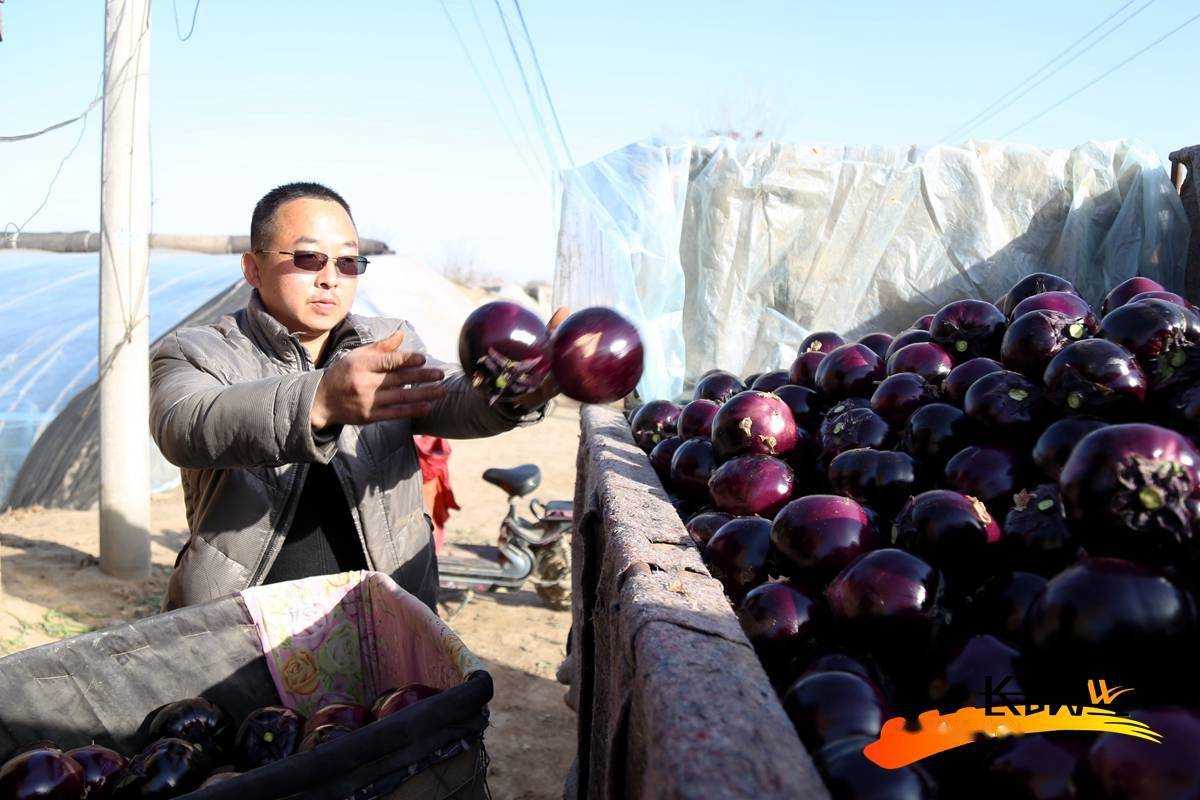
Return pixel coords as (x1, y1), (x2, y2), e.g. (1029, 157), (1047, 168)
(0, 251), (483, 509)
(554, 138), (1191, 401)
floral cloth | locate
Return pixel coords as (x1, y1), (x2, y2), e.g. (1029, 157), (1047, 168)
(240, 571), (485, 716)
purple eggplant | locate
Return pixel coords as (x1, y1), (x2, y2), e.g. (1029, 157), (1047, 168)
(870, 372), (940, 428)
(147, 697), (233, 759)
(1042, 338), (1147, 418)
(708, 454), (795, 519)
(820, 407), (892, 468)
(886, 342), (954, 384)
(684, 510), (736, 552)
(771, 494), (879, 586)
(693, 371), (746, 403)
(885, 329), (935, 361)
(799, 331), (846, 354)
(941, 357), (1004, 407)
(815, 736), (937, 800)
(893, 490), (1002, 595)
(1011, 290), (1097, 330)
(963, 370), (1048, 439)
(298, 724), (355, 753)
(1002, 484), (1077, 576)
(751, 370), (791, 392)
(788, 351), (826, 389)
(858, 332), (895, 358)
(710, 391), (799, 460)
(669, 438), (716, 508)
(999, 272), (1079, 316)
(629, 400), (682, 453)
(676, 399), (720, 440)
(828, 448), (921, 517)
(235, 706), (305, 770)
(814, 343), (886, 400)
(1101, 276), (1165, 316)
(931, 300), (1008, 362)
(781, 670), (888, 750)
(773, 384), (821, 432)
(1032, 417), (1109, 480)
(1058, 423), (1199, 561)
(648, 436), (684, 488)
(1100, 298), (1200, 390)
(703, 517), (774, 601)
(1025, 558), (1197, 702)
(1000, 309), (1090, 378)
(0, 748), (85, 800)
(902, 403), (975, 469)
(735, 580), (816, 667)
(944, 445), (1029, 513)
(968, 571), (1048, 646)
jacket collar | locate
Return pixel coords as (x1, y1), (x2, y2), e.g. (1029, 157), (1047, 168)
(243, 289), (376, 368)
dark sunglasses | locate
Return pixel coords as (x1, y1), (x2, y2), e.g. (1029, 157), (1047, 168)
(254, 249), (369, 276)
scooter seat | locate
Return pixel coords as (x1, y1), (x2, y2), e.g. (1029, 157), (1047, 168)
(483, 464), (542, 496)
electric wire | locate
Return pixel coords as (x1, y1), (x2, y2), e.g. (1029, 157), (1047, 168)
(941, 0), (1156, 143)
(1000, 9), (1200, 139)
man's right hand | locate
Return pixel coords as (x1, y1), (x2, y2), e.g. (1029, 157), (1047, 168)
(310, 329), (446, 432)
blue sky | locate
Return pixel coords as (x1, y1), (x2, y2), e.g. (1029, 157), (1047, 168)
(1, 1), (1195, 283)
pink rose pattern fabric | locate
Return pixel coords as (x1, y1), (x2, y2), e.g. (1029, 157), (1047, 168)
(240, 571), (485, 716)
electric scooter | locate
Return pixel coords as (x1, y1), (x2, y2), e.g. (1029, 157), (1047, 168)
(437, 463), (573, 610)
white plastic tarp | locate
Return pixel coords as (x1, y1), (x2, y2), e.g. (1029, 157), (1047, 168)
(554, 138), (1190, 401)
(0, 250), (242, 505)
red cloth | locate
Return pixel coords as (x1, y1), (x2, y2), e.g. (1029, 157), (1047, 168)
(413, 435), (460, 554)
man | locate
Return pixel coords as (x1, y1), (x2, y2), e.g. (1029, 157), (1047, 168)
(150, 181), (561, 611)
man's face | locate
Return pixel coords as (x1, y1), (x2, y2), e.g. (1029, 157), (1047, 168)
(242, 197), (360, 340)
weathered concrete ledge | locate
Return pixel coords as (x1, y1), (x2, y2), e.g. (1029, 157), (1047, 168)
(565, 404), (829, 799)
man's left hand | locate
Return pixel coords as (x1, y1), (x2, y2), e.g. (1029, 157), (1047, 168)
(511, 307), (569, 408)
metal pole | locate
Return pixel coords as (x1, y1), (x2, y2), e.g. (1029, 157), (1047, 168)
(98, 0), (151, 579)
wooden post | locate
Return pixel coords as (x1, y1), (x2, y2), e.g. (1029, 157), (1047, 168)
(98, 0), (152, 580)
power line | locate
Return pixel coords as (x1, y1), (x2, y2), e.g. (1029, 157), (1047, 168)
(943, 0), (1157, 143)
(2, 115), (91, 241)
(510, 0), (574, 167)
(940, 0), (1140, 143)
(3, 84), (98, 243)
(0, 94), (102, 142)
(467, 0), (551, 176)
(438, 1), (547, 187)
(492, 0), (562, 173)
(172, 0), (201, 42)
(1001, 10), (1200, 139)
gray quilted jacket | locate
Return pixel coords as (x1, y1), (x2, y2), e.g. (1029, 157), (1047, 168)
(150, 290), (541, 610)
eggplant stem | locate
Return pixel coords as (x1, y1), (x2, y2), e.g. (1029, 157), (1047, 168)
(1139, 486), (1165, 511)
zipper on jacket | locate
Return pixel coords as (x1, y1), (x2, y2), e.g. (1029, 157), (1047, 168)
(249, 462), (310, 586)
(248, 337), (375, 584)
(329, 457), (376, 572)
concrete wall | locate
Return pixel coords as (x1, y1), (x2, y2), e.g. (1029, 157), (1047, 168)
(564, 404), (829, 799)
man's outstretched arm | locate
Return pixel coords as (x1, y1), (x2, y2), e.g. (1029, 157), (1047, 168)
(151, 327), (445, 469)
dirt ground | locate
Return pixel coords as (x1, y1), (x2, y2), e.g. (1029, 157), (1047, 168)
(0, 399), (582, 800)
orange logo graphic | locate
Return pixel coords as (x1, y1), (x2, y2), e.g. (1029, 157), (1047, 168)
(1087, 679), (1134, 705)
(863, 678), (1161, 769)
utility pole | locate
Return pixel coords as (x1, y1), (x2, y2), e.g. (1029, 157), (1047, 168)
(98, 0), (151, 579)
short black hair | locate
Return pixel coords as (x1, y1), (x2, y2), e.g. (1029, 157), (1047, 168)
(250, 182), (353, 250)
